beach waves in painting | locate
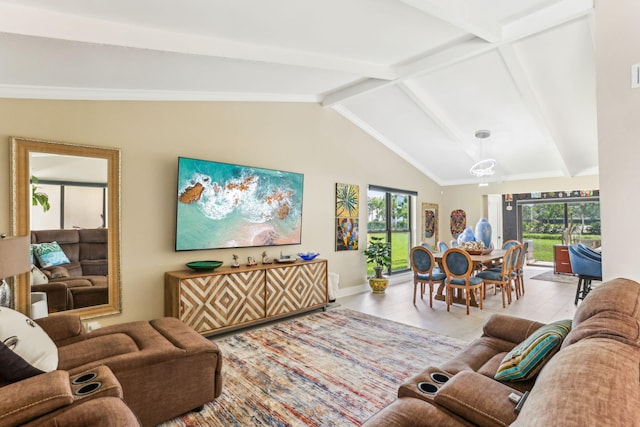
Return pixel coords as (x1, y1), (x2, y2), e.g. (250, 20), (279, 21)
(176, 157), (303, 250)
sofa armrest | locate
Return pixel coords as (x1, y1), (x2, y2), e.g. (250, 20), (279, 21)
(32, 282), (72, 312)
(0, 370), (74, 426)
(22, 396), (141, 427)
(36, 313), (85, 343)
(434, 371), (521, 427)
(482, 314), (545, 344)
(362, 397), (470, 427)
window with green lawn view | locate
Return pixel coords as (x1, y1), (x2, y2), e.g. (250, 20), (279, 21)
(367, 186), (415, 276)
(521, 200), (600, 263)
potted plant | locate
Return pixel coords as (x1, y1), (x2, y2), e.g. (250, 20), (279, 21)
(31, 176), (50, 212)
(364, 236), (391, 293)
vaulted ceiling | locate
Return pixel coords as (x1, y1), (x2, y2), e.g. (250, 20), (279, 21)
(0, 0), (597, 186)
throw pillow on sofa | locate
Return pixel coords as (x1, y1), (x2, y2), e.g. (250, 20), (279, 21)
(33, 242), (70, 268)
(0, 307), (58, 383)
(495, 319), (572, 381)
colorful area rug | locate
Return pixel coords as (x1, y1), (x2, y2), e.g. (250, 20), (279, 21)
(160, 308), (466, 427)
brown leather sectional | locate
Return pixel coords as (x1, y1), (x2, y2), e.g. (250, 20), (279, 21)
(0, 314), (223, 426)
(31, 228), (109, 312)
(362, 277), (640, 426)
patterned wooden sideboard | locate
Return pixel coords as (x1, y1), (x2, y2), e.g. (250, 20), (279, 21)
(165, 259), (328, 335)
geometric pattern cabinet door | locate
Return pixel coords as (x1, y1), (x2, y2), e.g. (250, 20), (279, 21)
(166, 259), (327, 336)
(172, 270), (265, 335)
(265, 261), (327, 317)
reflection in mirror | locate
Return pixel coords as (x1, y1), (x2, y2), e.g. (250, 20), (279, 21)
(11, 137), (121, 319)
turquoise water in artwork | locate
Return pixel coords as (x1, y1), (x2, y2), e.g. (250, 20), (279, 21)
(176, 157), (304, 250)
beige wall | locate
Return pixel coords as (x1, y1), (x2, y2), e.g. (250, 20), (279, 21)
(0, 82), (611, 325)
(596, 1), (640, 281)
(0, 99), (443, 324)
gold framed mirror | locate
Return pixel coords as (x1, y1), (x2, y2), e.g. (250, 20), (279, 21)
(11, 137), (121, 319)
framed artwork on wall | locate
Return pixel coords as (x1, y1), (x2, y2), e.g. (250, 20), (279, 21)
(450, 209), (466, 239)
(176, 157), (304, 250)
(421, 203), (439, 249)
(335, 183), (359, 251)
(336, 217), (359, 251)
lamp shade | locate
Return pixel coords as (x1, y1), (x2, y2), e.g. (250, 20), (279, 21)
(0, 236), (30, 279)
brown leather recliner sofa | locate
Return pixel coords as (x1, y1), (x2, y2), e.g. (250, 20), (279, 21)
(362, 277), (640, 427)
(1, 365), (141, 426)
(31, 228), (109, 312)
(1, 314), (223, 427)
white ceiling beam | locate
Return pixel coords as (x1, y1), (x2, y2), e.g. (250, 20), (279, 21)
(399, 0), (503, 43)
(397, 81), (476, 160)
(0, 2), (395, 80)
(323, 37), (494, 107)
(502, 0), (593, 41)
(322, 6), (593, 107)
(497, 44), (571, 176)
(332, 104), (446, 186)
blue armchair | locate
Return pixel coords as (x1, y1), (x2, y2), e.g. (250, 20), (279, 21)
(568, 244), (602, 304)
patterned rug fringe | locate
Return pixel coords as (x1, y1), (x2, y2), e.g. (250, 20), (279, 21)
(160, 307), (466, 427)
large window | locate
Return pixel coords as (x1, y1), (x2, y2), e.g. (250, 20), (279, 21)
(521, 200), (600, 262)
(31, 180), (107, 230)
(367, 186), (415, 275)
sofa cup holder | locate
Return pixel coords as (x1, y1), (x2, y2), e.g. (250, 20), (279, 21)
(430, 372), (450, 384)
(72, 372), (98, 385)
(75, 382), (102, 396)
(417, 381), (439, 394)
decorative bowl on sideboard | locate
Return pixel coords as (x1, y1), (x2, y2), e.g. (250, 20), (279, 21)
(186, 260), (223, 272)
(297, 252), (320, 261)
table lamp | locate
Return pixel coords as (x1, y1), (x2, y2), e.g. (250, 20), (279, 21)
(0, 234), (30, 308)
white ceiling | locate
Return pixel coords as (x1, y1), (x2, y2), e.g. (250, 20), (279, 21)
(0, 0), (597, 186)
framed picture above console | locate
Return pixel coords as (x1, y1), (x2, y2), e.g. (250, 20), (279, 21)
(175, 157), (304, 251)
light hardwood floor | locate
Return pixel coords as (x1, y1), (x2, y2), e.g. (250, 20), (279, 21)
(337, 265), (579, 343)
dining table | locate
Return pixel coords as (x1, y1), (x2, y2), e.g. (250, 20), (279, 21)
(432, 249), (507, 307)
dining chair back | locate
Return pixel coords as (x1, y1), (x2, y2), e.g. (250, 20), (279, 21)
(410, 246), (446, 307)
(502, 240), (520, 249)
(437, 241), (449, 253)
(441, 248), (484, 315)
(449, 239), (459, 248)
(421, 242), (433, 252)
(514, 242), (528, 297)
(476, 245), (517, 308)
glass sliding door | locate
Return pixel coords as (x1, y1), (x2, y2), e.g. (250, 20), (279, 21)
(367, 186), (415, 275)
(520, 199), (600, 262)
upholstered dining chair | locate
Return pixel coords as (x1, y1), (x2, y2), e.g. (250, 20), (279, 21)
(449, 239), (459, 248)
(421, 242), (434, 252)
(410, 246), (446, 307)
(437, 241), (449, 253)
(441, 248), (485, 315)
(476, 245), (517, 308)
(514, 241), (529, 298)
(502, 240), (521, 249)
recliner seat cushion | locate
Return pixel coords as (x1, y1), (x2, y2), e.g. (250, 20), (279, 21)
(57, 333), (139, 370)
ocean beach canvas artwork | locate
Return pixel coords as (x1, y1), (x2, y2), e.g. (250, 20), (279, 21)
(176, 157), (304, 250)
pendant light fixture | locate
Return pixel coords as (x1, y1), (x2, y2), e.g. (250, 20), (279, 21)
(470, 130), (497, 183)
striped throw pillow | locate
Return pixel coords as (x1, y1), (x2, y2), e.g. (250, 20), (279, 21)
(495, 319), (572, 381)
